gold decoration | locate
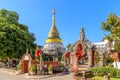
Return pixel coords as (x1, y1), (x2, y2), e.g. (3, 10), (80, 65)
(46, 38), (62, 43)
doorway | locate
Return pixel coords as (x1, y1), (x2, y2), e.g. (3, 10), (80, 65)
(22, 60), (29, 73)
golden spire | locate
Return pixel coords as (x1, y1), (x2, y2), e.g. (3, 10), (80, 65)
(46, 9), (62, 43)
(48, 9), (59, 38)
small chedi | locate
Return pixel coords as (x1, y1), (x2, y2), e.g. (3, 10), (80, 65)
(18, 9), (65, 75)
(42, 9), (65, 62)
(41, 9), (65, 74)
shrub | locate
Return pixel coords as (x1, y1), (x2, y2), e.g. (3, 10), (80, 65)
(116, 69), (120, 77)
(90, 67), (119, 77)
(90, 67), (100, 75)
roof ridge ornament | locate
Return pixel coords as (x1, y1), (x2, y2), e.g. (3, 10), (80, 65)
(80, 27), (86, 41)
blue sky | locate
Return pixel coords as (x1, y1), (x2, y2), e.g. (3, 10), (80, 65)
(0, 0), (120, 47)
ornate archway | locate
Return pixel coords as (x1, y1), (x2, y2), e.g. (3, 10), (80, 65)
(75, 43), (84, 60)
(71, 43), (85, 70)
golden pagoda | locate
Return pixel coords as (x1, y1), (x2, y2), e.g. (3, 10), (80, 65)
(42, 9), (65, 61)
(46, 9), (62, 43)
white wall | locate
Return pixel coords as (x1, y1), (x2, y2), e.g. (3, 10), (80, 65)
(113, 62), (120, 69)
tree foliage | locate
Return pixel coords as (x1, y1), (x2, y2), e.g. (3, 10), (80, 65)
(101, 13), (120, 51)
(66, 43), (72, 50)
(0, 9), (36, 59)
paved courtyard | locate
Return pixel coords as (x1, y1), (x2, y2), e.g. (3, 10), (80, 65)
(0, 71), (27, 80)
(0, 68), (73, 80)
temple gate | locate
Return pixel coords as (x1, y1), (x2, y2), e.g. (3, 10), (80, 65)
(64, 28), (95, 71)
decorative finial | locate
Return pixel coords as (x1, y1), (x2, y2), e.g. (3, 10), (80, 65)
(52, 9), (56, 14)
(26, 48), (28, 53)
(52, 9), (56, 25)
(80, 27), (85, 41)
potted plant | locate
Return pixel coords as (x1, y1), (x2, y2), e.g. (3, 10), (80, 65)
(48, 65), (53, 74)
(17, 64), (21, 70)
(30, 64), (36, 75)
(16, 63), (22, 74)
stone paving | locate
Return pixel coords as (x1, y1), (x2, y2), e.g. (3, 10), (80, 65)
(0, 68), (74, 80)
(0, 71), (27, 80)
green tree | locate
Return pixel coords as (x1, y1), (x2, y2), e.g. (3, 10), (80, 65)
(101, 13), (120, 51)
(66, 43), (72, 50)
(94, 52), (100, 66)
(0, 9), (36, 59)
